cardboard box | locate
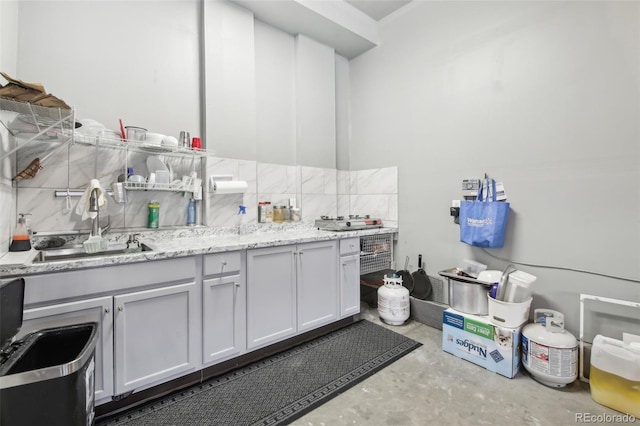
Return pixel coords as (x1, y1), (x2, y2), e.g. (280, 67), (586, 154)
(442, 308), (521, 378)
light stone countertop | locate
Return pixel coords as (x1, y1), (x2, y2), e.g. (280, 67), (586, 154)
(0, 223), (397, 277)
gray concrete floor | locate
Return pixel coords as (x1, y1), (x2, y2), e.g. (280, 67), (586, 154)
(292, 303), (624, 426)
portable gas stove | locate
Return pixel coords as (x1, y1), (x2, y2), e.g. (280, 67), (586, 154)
(315, 215), (383, 231)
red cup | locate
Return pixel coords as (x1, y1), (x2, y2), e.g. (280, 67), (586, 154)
(191, 137), (202, 150)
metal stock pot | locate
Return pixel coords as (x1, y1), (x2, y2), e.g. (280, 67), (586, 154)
(439, 269), (493, 315)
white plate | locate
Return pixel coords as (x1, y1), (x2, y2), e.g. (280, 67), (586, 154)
(146, 156), (168, 174)
(141, 144), (173, 153)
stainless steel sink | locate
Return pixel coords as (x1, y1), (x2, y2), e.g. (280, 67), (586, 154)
(34, 242), (153, 263)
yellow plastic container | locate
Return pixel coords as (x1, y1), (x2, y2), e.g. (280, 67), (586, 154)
(590, 334), (640, 417)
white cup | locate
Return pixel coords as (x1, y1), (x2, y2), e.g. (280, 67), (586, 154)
(147, 172), (156, 188)
(155, 170), (171, 187)
(111, 182), (126, 203)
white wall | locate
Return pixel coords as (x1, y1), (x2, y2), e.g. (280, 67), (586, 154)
(295, 34), (337, 168)
(254, 20), (296, 165)
(16, 1), (201, 138)
(335, 54), (350, 171)
(349, 1), (640, 333)
(204, 0), (256, 160)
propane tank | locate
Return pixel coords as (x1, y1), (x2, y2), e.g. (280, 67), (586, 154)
(521, 309), (578, 388)
(378, 274), (410, 326)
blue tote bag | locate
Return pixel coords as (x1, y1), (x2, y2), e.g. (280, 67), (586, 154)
(459, 178), (510, 248)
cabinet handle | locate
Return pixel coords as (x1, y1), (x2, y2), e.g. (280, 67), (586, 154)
(118, 305), (123, 312)
(220, 261), (227, 274)
(104, 307), (110, 314)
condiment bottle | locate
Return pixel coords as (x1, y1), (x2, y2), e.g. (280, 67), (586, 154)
(291, 207), (301, 222)
(148, 200), (160, 228)
(9, 214), (31, 252)
(265, 202), (273, 223)
(258, 201), (267, 223)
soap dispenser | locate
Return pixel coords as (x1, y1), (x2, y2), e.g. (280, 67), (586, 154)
(9, 214), (32, 252)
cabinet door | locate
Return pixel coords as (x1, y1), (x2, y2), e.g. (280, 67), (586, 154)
(20, 297), (114, 402)
(340, 253), (361, 318)
(297, 240), (338, 332)
(202, 274), (246, 365)
(246, 245), (296, 350)
(113, 282), (197, 395)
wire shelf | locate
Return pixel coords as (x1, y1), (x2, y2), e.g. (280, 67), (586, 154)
(360, 234), (393, 275)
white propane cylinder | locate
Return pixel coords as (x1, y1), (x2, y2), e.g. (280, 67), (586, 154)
(378, 274), (410, 326)
(521, 309), (578, 388)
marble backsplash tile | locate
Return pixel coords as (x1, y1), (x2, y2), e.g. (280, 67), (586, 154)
(337, 193), (350, 218)
(257, 162), (296, 195)
(353, 167), (398, 195)
(337, 170), (349, 195)
(6, 139), (398, 240)
(342, 166), (398, 222)
(301, 194), (338, 220)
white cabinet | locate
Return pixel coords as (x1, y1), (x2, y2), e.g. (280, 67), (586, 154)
(19, 296), (114, 402)
(21, 256), (199, 405)
(339, 238), (360, 318)
(246, 240), (338, 350)
(113, 282), (198, 395)
(296, 240), (338, 332)
(202, 251), (246, 365)
(246, 245), (297, 350)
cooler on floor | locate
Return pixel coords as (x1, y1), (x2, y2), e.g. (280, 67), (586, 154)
(0, 278), (98, 426)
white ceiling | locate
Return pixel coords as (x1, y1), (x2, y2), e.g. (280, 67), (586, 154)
(345, 0), (411, 21)
(229, 0), (412, 58)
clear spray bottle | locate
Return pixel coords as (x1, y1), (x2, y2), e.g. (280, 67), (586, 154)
(238, 205), (247, 235)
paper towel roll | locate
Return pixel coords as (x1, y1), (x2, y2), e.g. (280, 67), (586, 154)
(212, 180), (248, 194)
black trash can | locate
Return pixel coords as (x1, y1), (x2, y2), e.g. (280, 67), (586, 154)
(0, 278), (98, 426)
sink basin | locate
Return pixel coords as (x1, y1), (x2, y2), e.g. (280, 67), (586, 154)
(34, 242), (153, 263)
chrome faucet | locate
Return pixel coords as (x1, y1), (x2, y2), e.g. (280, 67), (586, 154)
(89, 188), (110, 237)
(126, 233), (140, 249)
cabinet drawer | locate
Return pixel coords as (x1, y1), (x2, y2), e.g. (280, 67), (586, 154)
(339, 238), (360, 255)
(204, 251), (242, 276)
(23, 257), (197, 306)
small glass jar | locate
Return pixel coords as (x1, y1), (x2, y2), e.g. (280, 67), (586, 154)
(283, 206), (291, 222)
(273, 205), (285, 223)
(265, 202), (273, 223)
(291, 207), (301, 222)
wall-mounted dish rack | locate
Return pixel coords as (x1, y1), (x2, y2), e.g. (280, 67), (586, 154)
(0, 98), (75, 162)
(0, 97), (216, 160)
(2, 97), (211, 198)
